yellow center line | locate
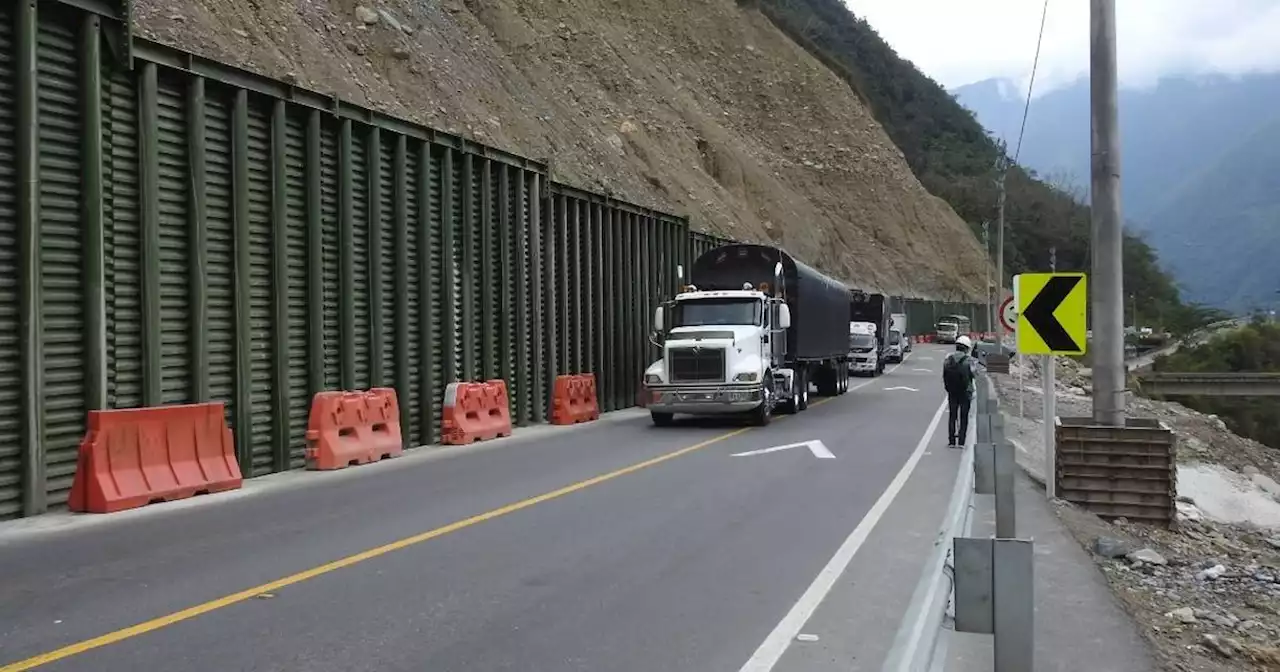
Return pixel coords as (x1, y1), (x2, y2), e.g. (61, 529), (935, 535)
(1, 400), (831, 671)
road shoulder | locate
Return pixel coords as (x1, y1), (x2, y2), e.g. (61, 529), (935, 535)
(943, 470), (1158, 672)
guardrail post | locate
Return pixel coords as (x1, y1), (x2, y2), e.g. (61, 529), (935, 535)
(992, 411), (1017, 538)
(953, 536), (1036, 672)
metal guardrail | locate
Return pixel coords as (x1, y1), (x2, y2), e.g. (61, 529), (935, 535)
(883, 374), (1035, 672)
(1135, 372), (1280, 396)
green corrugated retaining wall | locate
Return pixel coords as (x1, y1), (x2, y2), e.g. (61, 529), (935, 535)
(0, 1), (989, 518)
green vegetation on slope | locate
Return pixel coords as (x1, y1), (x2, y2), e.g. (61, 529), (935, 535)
(757, 0), (1197, 327)
(1152, 320), (1280, 449)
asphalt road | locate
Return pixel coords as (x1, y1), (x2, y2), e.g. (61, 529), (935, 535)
(0, 346), (964, 672)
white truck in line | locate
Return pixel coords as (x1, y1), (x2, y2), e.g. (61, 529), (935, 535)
(884, 312), (908, 363)
(848, 291), (889, 376)
(643, 244), (852, 427)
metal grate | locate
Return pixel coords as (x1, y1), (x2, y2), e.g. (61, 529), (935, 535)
(668, 347), (725, 383)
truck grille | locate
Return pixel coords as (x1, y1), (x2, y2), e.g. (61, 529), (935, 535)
(669, 347), (725, 383)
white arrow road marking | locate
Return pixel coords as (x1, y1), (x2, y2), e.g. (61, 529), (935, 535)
(731, 440), (834, 459)
(884, 386), (919, 392)
(912, 367), (933, 373)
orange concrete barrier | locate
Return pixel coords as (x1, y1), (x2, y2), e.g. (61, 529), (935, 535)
(550, 374), (600, 425)
(68, 402), (242, 514)
(305, 389), (404, 470)
(442, 380), (514, 445)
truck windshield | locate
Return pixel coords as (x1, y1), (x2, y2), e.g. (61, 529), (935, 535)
(849, 333), (875, 349)
(888, 330), (902, 345)
(674, 298), (761, 327)
(936, 322), (958, 333)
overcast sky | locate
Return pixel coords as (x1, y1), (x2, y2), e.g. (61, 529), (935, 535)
(842, 0), (1280, 95)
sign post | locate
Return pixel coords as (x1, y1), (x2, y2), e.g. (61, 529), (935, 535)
(1017, 273), (1089, 499)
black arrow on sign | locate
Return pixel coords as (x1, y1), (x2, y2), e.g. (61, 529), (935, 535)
(1023, 275), (1081, 351)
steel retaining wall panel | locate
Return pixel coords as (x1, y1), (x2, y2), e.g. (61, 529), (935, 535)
(425, 145), (445, 439)
(105, 70), (141, 410)
(36, 14), (85, 507)
(420, 142), (441, 444)
(543, 193), (558, 397)
(591, 203), (605, 391)
(461, 153), (480, 382)
(283, 110), (310, 468)
(568, 199), (582, 375)
(514, 169), (532, 425)
(446, 148), (462, 385)
(403, 140), (422, 446)
(481, 158), (499, 382)
(203, 89), (236, 431)
(154, 71), (190, 406)
(319, 118), (340, 391)
(0, 4), (19, 517)
(376, 132), (396, 388)
(496, 164), (514, 409)
(349, 127), (370, 391)
(245, 101), (275, 475)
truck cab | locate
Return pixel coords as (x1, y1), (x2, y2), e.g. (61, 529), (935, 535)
(848, 321), (880, 376)
(935, 320), (960, 344)
(644, 288), (780, 421)
(884, 328), (905, 363)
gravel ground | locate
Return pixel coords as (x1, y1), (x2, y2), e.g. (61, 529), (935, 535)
(991, 354), (1280, 671)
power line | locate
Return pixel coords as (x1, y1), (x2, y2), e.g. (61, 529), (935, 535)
(1012, 0), (1050, 164)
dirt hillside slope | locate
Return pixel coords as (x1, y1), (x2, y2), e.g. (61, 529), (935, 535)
(134, 0), (987, 298)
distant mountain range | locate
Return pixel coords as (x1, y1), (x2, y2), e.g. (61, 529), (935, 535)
(953, 73), (1280, 312)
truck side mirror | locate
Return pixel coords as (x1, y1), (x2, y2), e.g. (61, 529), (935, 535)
(653, 306), (665, 332)
(777, 304), (792, 330)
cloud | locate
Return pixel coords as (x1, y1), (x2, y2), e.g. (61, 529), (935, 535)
(841, 0), (1280, 94)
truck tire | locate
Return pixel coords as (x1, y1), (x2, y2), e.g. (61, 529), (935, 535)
(650, 411), (674, 427)
(838, 367), (849, 394)
(817, 366), (838, 396)
(751, 402), (772, 426)
(797, 369), (809, 411)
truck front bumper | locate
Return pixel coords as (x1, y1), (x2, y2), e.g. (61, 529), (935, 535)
(644, 383), (764, 414)
(849, 357), (877, 373)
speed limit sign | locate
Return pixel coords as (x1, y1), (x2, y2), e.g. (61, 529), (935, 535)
(999, 295), (1017, 333)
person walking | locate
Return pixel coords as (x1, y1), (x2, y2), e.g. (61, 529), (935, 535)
(942, 335), (977, 448)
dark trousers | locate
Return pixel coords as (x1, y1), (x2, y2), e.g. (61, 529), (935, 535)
(947, 392), (971, 446)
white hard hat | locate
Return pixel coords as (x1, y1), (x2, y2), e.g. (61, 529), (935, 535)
(956, 335), (972, 349)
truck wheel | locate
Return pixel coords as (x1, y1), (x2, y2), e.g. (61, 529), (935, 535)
(838, 367), (849, 394)
(749, 401), (772, 426)
(650, 411), (674, 427)
(797, 370), (809, 411)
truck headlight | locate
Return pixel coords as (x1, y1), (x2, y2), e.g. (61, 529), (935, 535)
(733, 372), (759, 382)
(644, 374), (663, 385)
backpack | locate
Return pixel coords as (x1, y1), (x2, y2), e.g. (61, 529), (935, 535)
(943, 352), (972, 395)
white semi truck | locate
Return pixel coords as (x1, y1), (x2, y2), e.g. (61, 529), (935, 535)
(643, 244), (852, 427)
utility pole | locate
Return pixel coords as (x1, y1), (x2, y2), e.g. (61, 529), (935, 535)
(995, 149), (1008, 352)
(1090, 0), (1125, 425)
(983, 220), (993, 336)
(1045, 246), (1057, 497)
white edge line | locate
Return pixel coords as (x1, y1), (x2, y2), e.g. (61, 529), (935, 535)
(737, 396), (950, 672)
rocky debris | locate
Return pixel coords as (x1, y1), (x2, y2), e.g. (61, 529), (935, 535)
(131, 0), (989, 299)
(355, 6), (379, 25)
(994, 352), (1280, 669)
(1095, 536), (1133, 559)
(1128, 548), (1168, 566)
